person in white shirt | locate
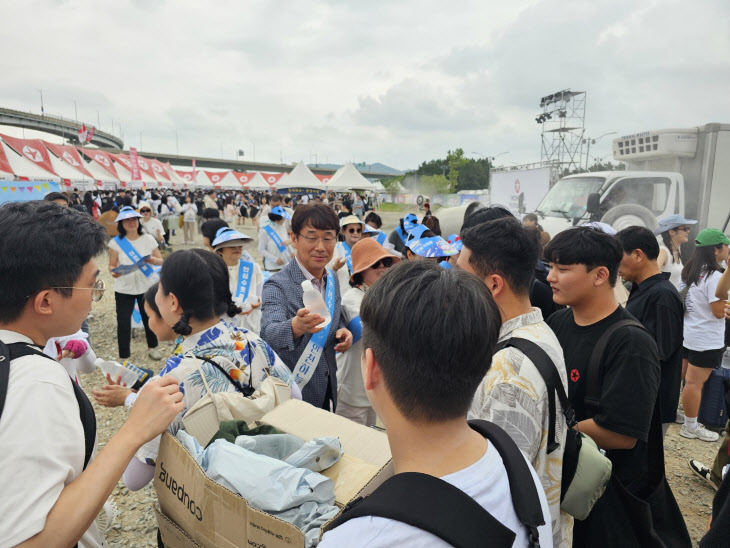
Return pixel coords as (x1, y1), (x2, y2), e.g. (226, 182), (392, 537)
(655, 215), (697, 289)
(43, 329), (97, 387)
(107, 207), (164, 361)
(181, 195), (198, 244)
(336, 238), (400, 425)
(319, 260), (552, 548)
(258, 206), (293, 272)
(204, 190), (218, 211)
(0, 200), (182, 548)
(137, 200), (165, 243)
(327, 215), (365, 297)
(212, 227), (265, 334)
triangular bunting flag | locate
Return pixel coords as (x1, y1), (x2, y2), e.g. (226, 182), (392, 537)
(18, 187), (24, 192)
(27, 187), (33, 192)
(35, 185), (41, 191)
(42, 183), (49, 190)
(1, 187), (6, 192)
(11, 187), (16, 193)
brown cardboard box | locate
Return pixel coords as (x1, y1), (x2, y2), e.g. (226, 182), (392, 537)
(154, 399), (393, 548)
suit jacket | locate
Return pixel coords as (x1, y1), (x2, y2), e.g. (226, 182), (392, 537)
(260, 259), (346, 408)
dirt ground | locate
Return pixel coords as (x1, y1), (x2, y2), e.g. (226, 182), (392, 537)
(81, 206), (718, 547)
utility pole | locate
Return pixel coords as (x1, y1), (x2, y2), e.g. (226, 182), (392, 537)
(175, 131), (179, 155)
(35, 89), (44, 116)
(140, 130), (144, 151)
(97, 110), (100, 130)
(73, 100), (78, 122)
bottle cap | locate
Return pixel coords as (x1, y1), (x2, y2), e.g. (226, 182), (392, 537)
(301, 280), (314, 292)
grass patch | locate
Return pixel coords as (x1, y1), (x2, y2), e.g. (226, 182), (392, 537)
(379, 202), (407, 212)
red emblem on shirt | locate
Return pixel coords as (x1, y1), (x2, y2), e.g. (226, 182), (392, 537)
(570, 369), (580, 382)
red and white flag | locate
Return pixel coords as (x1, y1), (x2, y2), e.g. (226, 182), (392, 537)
(129, 147), (142, 182)
(78, 124), (88, 143)
(85, 127), (95, 143)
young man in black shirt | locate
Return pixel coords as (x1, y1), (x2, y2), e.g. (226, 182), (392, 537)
(544, 227), (665, 545)
(616, 226), (684, 437)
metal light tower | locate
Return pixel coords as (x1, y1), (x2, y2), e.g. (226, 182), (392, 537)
(536, 89), (586, 172)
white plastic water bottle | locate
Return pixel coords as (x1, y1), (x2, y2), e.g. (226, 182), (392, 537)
(301, 280), (331, 328)
(95, 358), (145, 386)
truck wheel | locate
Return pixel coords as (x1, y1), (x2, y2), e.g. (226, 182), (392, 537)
(600, 204), (658, 232)
(417, 195), (424, 206)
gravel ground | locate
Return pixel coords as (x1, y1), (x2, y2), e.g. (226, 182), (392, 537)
(80, 207), (719, 547)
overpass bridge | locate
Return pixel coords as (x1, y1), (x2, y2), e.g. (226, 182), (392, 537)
(0, 107), (123, 149)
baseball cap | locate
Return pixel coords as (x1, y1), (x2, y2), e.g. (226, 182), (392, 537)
(695, 228), (730, 248)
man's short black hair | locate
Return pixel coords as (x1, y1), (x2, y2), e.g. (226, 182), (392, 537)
(44, 192), (69, 205)
(461, 217), (539, 296)
(544, 226), (624, 286)
(360, 261), (501, 422)
(292, 203), (339, 234)
(201, 219), (229, 243)
(461, 205), (514, 234)
(202, 207), (220, 220)
(0, 201), (106, 323)
(615, 226), (660, 261)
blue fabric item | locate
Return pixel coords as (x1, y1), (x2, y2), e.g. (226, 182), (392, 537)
(212, 227), (253, 247)
(271, 205), (292, 219)
(176, 431), (340, 547)
(407, 235), (458, 258)
(375, 231), (387, 245)
(653, 214), (698, 235)
(263, 224), (287, 252)
(447, 234), (463, 251)
(114, 205), (142, 222)
(113, 236), (157, 278)
(235, 434), (343, 472)
(346, 316), (363, 344)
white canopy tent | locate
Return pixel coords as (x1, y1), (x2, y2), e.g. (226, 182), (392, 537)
(275, 162), (326, 191)
(327, 162), (375, 192)
(244, 172), (272, 191)
(217, 172), (243, 190)
(1, 141), (61, 182)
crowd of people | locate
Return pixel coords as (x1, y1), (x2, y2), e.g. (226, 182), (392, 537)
(1, 188), (730, 548)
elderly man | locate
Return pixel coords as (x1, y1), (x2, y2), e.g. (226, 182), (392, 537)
(260, 204), (353, 410)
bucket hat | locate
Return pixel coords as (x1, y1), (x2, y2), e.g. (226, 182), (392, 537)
(340, 215), (365, 228)
(350, 238), (401, 281)
(653, 214), (697, 236)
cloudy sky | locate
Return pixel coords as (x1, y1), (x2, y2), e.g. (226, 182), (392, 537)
(1, 0), (728, 171)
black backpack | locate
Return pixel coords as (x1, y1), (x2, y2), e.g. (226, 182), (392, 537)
(323, 419), (545, 548)
(0, 340), (96, 470)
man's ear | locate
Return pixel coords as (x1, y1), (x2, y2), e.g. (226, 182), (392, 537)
(485, 274), (506, 299)
(362, 347), (381, 391)
(593, 266), (611, 287)
(33, 290), (55, 317)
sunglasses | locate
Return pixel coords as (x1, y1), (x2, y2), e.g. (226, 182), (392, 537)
(347, 228), (363, 234)
(676, 226), (691, 232)
(140, 209), (152, 213)
(371, 257), (394, 269)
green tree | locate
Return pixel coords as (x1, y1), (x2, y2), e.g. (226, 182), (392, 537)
(382, 175), (403, 196)
(419, 174), (451, 195)
(561, 161), (626, 178)
(416, 158), (448, 177)
(446, 148), (467, 191)
(457, 158), (491, 191)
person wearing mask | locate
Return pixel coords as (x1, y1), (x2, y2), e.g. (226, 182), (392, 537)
(212, 227), (264, 334)
(329, 215), (365, 296)
(678, 229), (730, 442)
(616, 227), (684, 437)
(319, 261), (552, 547)
(655, 215), (697, 289)
(0, 201), (182, 548)
(181, 195), (198, 244)
(544, 227), (688, 547)
(460, 218), (572, 547)
(261, 204), (353, 410)
(388, 213), (418, 256)
(258, 206), (294, 272)
(137, 201), (164, 244)
(121, 250), (297, 491)
(107, 206), (164, 361)
(336, 239), (400, 426)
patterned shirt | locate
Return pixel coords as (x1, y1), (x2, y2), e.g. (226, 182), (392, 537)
(468, 308), (573, 548)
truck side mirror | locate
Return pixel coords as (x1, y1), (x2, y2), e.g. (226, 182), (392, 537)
(586, 193), (600, 215)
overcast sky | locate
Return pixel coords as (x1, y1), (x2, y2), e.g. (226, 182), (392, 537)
(1, 0), (728, 171)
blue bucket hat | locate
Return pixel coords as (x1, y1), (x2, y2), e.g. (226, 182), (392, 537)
(653, 214), (697, 236)
(114, 206), (142, 222)
(407, 235), (458, 258)
(403, 213), (419, 232)
(447, 234), (463, 251)
(270, 205), (291, 219)
(212, 227), (253, 248)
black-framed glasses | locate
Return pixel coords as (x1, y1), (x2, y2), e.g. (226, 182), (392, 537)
(371, 257), (394, 269)
(48, 279), (106, 302)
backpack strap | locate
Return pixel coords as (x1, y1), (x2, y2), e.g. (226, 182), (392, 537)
(495, 338), (576, 453)
(2, 342), (96, 470)
(324, 420), (543, 548)
(584, 319), (646, 418)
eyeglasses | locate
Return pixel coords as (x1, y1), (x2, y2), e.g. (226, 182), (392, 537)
(140, 209), (151, 213)
(297, 234), (337, 246)
(47, 279), (106, 302)
(371, 257), (394, 269)
(347, 228), (363, 234)
(676, 226), (691, 232)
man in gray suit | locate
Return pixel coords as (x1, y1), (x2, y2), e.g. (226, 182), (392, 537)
(261, 204), (353, 410)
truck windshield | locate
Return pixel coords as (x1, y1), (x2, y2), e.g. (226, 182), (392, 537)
(536, 177), (605, 219)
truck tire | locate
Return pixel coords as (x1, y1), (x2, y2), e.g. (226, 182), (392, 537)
(600, 204), (658, 232)
(417, 195), (424, 206)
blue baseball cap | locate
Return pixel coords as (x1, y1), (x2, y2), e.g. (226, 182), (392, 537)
(270, 206), (291, 219)
(407, 235), (458, 258)
(114, 206), (142, 222)
(447, 234), (463, 251)
(212, 227), (253, 248)
(403, 213), (419, 232)
(654, 214), (697, 236)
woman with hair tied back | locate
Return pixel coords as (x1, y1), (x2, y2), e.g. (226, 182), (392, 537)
(655, 214), (698, 290)
(122, 249), (298, 491)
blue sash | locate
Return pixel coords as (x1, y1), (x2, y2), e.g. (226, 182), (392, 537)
(341, 242), (353, 272)
(440, 261), (453, 269)
(395, 226), (408, 245)
(375, 231), (387, 245)
(114, 236), (156, 278)
(346, 315), (363, 344)
(236, 260), (255, 301)
(292, 269), (336, 390)
(263, 225), (287, 253)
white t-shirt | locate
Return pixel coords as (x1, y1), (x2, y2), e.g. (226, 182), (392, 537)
(336, 287), (369, 407)
(319, 442), (553, 548)
(659, 244), (684, 289)
(0, 330), (103, 548)
(683, 270), (724, 351)
(108, 234), (160, 295)
(140, 217), (164, 241)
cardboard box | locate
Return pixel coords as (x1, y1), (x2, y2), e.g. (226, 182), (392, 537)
(154, 399), (393, 548)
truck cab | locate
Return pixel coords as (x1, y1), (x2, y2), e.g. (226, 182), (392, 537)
(535, 170), (684, 237)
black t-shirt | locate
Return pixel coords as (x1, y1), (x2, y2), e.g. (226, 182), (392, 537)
(546, 305), (661, 494)
(626, 272), (684, 423)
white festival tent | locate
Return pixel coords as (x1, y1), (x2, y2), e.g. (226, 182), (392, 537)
(327, 162), (375, 192)
(194, 172), (215, 189)
(373, 181), (386, 192)
(275, 162), (326, 191)
(1, 141), (61, 182)
(216, 172), (243, 190)
(244, 172), (272, 191)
